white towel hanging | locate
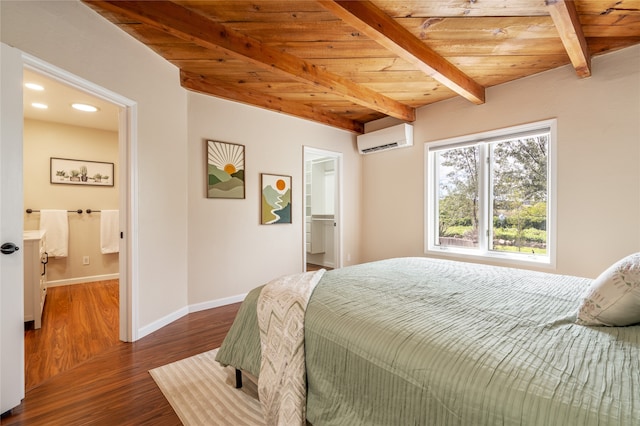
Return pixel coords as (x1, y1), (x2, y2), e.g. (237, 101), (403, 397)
(39, 210), (69, 257)
(100, 210), (119, 254)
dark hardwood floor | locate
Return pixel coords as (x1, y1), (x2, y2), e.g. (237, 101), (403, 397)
(2, 297), (241, 425)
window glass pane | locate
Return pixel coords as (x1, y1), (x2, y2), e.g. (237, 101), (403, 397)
(490, 135), (548, 255)
(436, 145), (479, 249)
(427, 120), (554, 265)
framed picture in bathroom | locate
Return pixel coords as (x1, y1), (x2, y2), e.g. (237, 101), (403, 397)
(260, 173), (292, 224)
(50, 157), (114, 187)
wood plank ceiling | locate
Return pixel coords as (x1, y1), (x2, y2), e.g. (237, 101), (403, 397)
(83, 1), (640, 133)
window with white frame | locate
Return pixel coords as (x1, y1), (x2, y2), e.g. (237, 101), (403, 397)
(425, 119), (556, 266)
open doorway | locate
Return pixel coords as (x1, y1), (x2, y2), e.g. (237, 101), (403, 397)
(303, 147), (342, 272)
(21, 64), (129, 390)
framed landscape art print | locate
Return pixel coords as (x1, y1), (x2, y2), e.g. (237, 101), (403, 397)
(261, 173), (292, 224)
(206, 140), (245, 199)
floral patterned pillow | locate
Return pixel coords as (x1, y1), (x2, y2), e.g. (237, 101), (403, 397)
(576, 252), (640, 326)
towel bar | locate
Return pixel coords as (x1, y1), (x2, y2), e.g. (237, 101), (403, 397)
(26, 209), (83, 214)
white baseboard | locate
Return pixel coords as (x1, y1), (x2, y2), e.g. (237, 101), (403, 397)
(136, 293), (248, 340)
(46, 273), (120, 288)
(188, 293), (247, 313)
(137, 305), (189, 340)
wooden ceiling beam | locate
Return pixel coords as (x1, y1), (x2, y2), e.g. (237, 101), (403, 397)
(181, 71), (364, 134)
(86, 1), (415, 123)
(546, 0), (591, 78)
(319, 0), (485, 105)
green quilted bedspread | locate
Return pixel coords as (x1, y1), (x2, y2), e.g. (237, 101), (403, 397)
(216, 257), (640, 425)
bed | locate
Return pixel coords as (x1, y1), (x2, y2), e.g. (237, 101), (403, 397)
(216, 256), (640, 425)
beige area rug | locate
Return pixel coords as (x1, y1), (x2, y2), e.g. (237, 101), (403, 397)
(149, 348), (265, 425)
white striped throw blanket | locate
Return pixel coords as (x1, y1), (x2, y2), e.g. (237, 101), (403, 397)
(256, 269), (325, 426)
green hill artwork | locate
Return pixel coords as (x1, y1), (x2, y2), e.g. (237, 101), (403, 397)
(208, 164), (244, 198)
(261, 174), (292, 224)
(207, 140), (245, 199)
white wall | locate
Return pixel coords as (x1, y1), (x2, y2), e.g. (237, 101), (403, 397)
(186, 93), (361, 307)
(362, 45), (640, 278)
(1, 1), (189, 331)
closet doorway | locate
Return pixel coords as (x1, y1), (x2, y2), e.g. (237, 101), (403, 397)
(303, 147), (342, 271)
(22, 64), (128, 389)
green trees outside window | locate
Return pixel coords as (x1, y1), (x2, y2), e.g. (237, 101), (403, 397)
(435, 133), (549, 256)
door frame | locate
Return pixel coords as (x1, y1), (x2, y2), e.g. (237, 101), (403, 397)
(22, 52), (139, 342)
(303, 146), (343, 271)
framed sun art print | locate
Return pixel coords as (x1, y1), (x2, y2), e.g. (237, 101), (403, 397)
(206, 140), (245, 199)
(261, 173), (292, 224)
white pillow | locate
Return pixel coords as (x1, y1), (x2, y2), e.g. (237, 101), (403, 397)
(576, 252), (640, 326)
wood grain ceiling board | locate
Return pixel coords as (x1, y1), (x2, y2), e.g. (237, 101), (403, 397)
(83, 0), (640, 133)
(175, 0), (335, 21)
(575, 0), (640, 15)
(370, 0), (551, 17)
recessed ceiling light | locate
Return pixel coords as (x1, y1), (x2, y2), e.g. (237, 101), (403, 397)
(71, 103), (99, 112)
(31, 102), (48, 109)
(25, 82), (44, 91)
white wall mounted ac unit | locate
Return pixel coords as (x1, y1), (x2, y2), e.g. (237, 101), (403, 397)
(356, 123), (414, 154)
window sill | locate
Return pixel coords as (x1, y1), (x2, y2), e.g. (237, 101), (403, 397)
(425, 246), (555, 270)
